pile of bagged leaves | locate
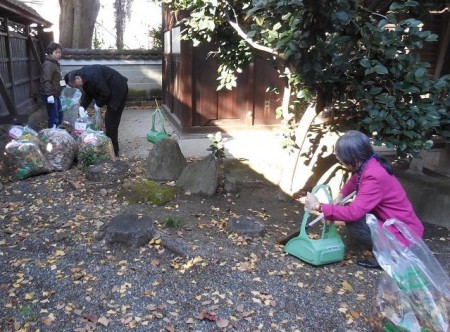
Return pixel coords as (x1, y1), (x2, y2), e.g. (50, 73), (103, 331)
(3, 123), (114, 181)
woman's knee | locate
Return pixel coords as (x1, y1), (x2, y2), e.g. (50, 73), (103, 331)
(345, 219), (373, 248)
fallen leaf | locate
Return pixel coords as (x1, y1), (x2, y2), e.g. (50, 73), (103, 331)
(324, 285), (333, 294)
(24, 292), (34, 300)
(42, 313), (55, 326)
(216, 318), (229, 328)
(82, 313), (97, 323)
(341, 280), (353, 292)
(98, 317), (110, 326)
(197, 312), (218, 321)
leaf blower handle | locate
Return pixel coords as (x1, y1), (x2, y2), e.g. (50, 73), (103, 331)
(305, 191), (356, 230)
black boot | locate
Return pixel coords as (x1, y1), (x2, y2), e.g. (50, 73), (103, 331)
(356, 258), (381, 269)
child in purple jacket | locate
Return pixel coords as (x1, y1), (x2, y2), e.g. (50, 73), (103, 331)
(305, 130), (424, 269)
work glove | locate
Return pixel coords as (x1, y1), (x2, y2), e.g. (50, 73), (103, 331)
(94, 104), (101, 113)
(47, 95), (55, 104)
(304, 192), (320, 212)
(79, 106), (88, 118)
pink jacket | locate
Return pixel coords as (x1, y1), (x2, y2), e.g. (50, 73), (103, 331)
(321, 158), (424, 245)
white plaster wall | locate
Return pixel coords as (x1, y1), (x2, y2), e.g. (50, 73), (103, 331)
(60, 59), (162, 97)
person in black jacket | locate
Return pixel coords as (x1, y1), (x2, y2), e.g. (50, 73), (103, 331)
(65, 65), (128, 157)
(39, 42), (63, 128)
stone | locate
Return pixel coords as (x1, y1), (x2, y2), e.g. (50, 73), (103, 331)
(85, 160), (129, 182)
(145, 138), (187, 181)
(105, 214), (157, 247)
(176, 154), (219, 196)
(222, 159), (267, 194)
(156, 232), (196, 257)
(226, 216), (266, 237)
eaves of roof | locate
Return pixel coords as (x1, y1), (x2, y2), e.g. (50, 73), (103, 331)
(0, 0), (52, 27)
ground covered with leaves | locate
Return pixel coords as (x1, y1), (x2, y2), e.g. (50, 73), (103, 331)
(1, 157), (449, 332)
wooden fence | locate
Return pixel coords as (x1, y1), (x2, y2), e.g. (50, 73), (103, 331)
(0, 16), (44, 124)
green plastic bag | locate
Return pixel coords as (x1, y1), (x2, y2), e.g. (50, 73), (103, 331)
(147, 108), (170, 143)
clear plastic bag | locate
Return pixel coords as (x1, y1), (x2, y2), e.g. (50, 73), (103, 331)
(61, 87), (82, 127)
(38, 127), (77, 171)
(74, 116), (91, 134)
(8, 125), (39, 143)
(88, 108), (104, 131)
(367, 214), (450, 332)
(3, 139), (51, 180)
(77, 130), (115, 168)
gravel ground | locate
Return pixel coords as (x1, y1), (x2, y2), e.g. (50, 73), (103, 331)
(1, 155), (449, 332)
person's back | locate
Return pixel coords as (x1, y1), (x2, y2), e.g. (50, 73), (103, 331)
(76, 65), (128, 110)
(357, 158), (424, 244)
(65, 64), (129, 157)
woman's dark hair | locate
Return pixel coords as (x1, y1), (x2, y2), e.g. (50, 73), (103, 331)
(46, 42), (62, 55)
(335, 130), (393, 174)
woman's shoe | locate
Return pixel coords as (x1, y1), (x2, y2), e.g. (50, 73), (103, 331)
(356, 259), (381, 269)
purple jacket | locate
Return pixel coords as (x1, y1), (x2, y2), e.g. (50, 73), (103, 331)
(322, 158), (423, 245)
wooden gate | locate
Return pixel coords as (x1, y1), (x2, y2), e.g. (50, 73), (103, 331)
(0, 2), (50, 125)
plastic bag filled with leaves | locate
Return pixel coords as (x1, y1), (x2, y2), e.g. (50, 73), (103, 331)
(38, 127), (78, 171)
(77, 130), (115, 168)
(367, 214), (450, 332)
(3, 139), (51, 180)
(61, 87), (82, 127)
(8, 125), (39, 145)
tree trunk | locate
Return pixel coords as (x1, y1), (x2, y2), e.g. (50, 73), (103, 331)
(279, 103), (318, 195)
(59, 0), (100, 49)
(114, 0), (133, 50)
(115, 0), (125, 50)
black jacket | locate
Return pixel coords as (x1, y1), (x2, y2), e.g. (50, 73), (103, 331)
(76, 65), (128, 110)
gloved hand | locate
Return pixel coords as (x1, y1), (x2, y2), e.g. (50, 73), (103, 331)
(47, 95), (55, 104)
(305, 192), (320, 212)
(79, 106), (88, 118)
(94, 104), (100, 113)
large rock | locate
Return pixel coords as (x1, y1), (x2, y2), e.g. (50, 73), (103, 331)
(145, 139), (187, 181)
(222, 159), (268, 194)
(105, 214), (197, 256)
(85, 160), (130, 182)
(176, 154), (219, 196)
(105, 214), (157, 247)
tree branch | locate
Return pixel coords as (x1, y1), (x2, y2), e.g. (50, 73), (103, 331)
(226, 14), (279, 57)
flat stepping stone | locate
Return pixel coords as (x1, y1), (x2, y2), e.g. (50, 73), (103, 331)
(85, 160), (130, 182)
(226, 216), (265, 237)
(105, 214), (197, 257)
(105, 214), (157, 248)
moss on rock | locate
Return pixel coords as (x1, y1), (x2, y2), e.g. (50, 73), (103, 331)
(119, 180), (176, 205)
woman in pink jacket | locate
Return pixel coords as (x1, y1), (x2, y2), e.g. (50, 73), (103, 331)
(305, 130), (424, 269)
